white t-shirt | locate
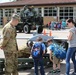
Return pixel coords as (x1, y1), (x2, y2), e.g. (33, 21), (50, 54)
(68, 26), (76, 47)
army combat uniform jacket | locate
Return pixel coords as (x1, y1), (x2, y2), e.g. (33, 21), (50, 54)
(0, 22), (18, 75)
(0, 22), (18, 52)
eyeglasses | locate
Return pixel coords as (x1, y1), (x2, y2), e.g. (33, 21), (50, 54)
(66, 22), (69, 25)
(67, 23), (68, 25)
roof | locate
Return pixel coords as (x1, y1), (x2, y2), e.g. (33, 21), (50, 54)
(0, 0), (76, 7)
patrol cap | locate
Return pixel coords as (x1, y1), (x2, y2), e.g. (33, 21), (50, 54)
(30, 6), (34, 8)
(11, 13), (20, 21)
(23, 5), (28, 9)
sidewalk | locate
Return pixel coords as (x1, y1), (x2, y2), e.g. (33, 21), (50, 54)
(19, 60), (74, 75)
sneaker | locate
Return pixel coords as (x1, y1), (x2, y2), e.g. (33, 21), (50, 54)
(49, 70), (57, 73)
(56, 69), (61, 72)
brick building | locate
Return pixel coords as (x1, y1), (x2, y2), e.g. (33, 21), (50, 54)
(0, 0), (76, 25)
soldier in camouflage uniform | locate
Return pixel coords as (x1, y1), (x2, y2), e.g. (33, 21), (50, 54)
(20, 5), (37, 22)
(0, 13), (20, 75)
(20, 5), (29, 22)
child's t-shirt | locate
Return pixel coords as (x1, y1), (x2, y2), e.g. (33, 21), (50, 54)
(48, 44), (55, 52)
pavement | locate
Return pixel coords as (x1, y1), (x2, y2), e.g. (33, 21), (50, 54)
(18, 60), (74, 75)
(0, 28), (75, 75)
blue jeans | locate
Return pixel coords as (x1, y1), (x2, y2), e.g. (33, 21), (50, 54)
(34, 58), (45, 75)
(66, 47), (76, 75)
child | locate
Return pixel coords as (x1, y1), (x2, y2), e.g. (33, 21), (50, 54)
(32, 37), (46, 75)
(47, 38), (61, 73)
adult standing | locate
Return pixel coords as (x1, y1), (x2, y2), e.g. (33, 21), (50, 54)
(66, 18), (76, 75)
(0, 13), (20, 75)
(20, 5), (29, 22)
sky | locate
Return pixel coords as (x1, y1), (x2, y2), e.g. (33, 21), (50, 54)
(0, 0), (13, 3)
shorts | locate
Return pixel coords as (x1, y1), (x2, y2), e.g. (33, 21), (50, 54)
(53, 56), (60, 64)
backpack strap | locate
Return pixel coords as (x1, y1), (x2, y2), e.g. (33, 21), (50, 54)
(39, 43), (43, 56)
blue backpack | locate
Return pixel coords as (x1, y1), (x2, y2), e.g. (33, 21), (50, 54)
(31, 43), (43, 59)
(53, 44), (66, 59)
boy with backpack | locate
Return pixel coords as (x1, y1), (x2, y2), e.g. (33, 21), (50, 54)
(47, 38), (61, 73)
(31, 37), (46, 75)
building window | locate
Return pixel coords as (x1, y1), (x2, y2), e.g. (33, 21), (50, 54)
(59, 7), (73, 20)
(0, 9), (3, 25)
(5, 9), (14, 22)
(38, 8), (42, 16)
(44, 7), (57, 16)
(73, 7), (76, 22)
(17, 8), (21, 14)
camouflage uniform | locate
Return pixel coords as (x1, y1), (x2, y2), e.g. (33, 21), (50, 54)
(20, 5), (29, 22)
(0, 22), (18, 75)
(20, 5), (37, 22)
